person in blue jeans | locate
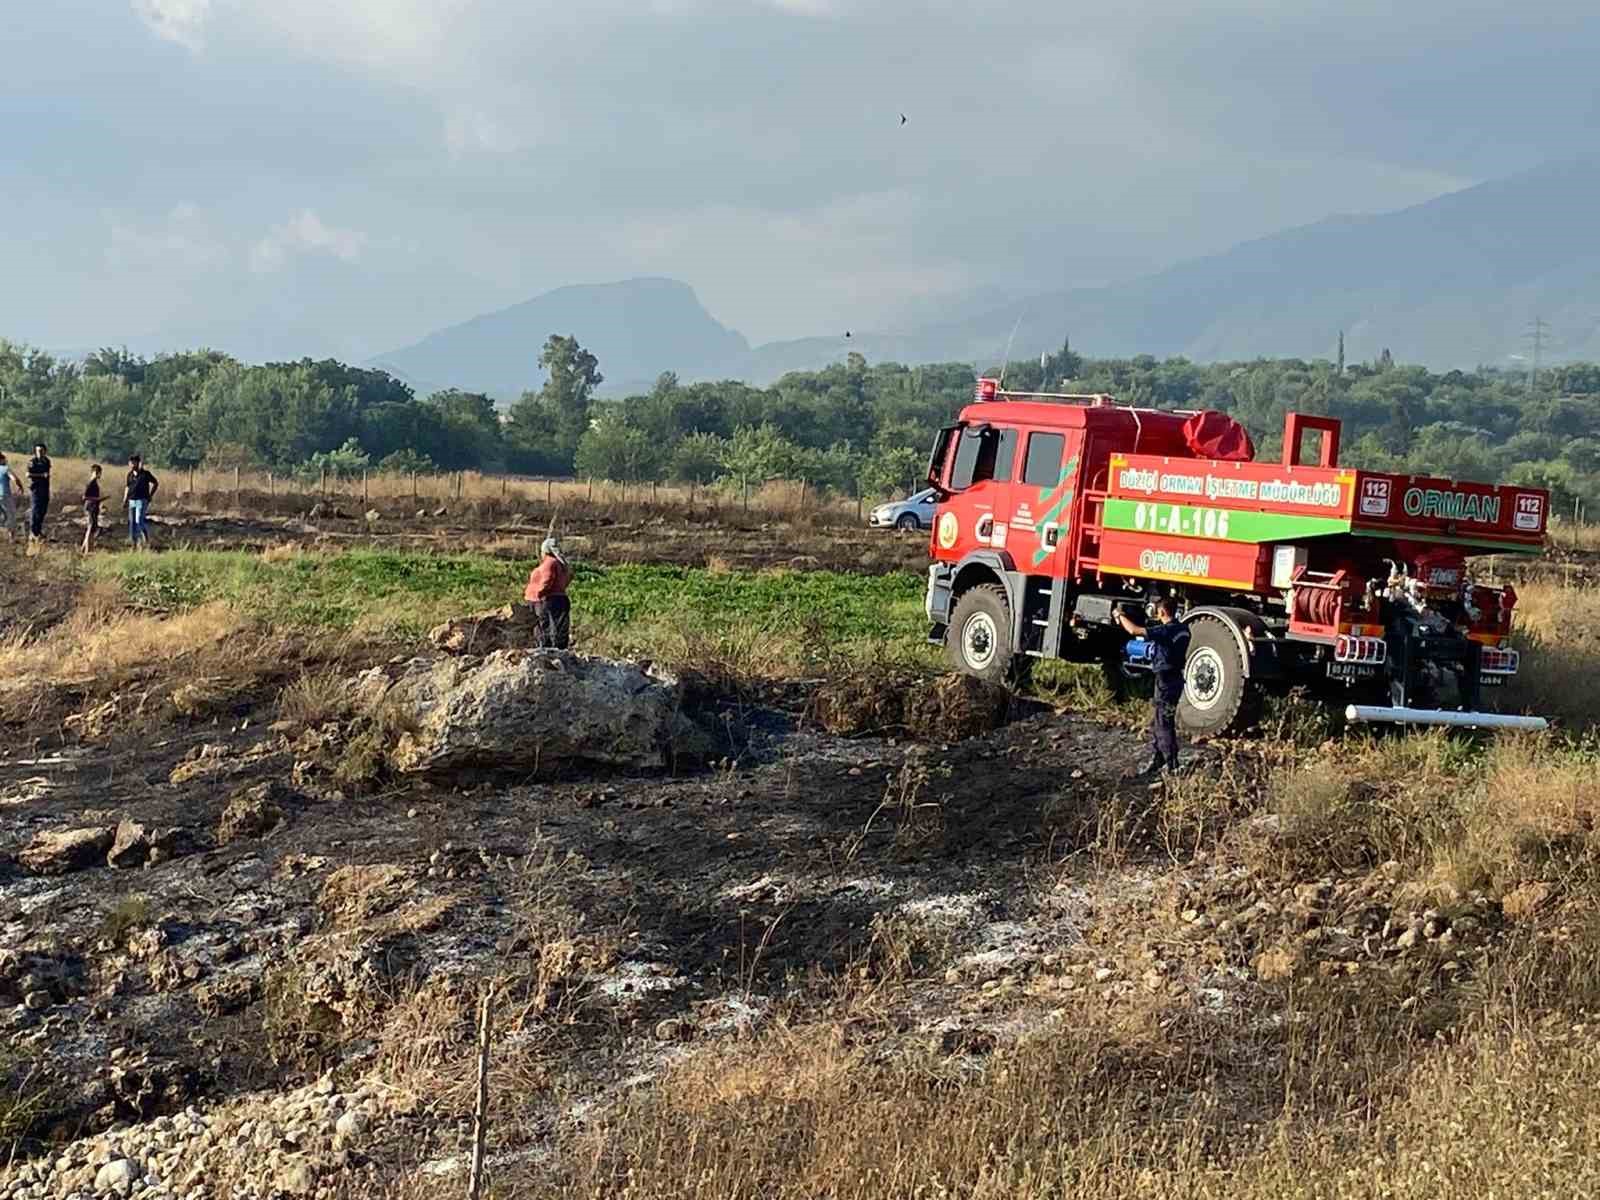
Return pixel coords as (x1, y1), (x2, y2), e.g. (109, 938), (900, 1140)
(1116, 595), (1191, 779)
(123, 454), (160, 549)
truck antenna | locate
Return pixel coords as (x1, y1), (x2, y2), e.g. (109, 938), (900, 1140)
(995, 311), (1025, 388)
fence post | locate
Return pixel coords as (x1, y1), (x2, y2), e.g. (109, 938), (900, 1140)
(856, 486), (862, 522)
(188, 466), (195, 497)
(233, 465), (240, 507)
(799, 477), (808, 509)
(651, 480), (657, 505)
(269, 472), (274, 499)
(501, 475), (507, 499)
(319, 466), (326, 497)
(467, 988), (494, 1200)
(411, 471), (418, 502)
(587, 477), (593, 502)
(742, 479), (749, 511)
(457, 472), (464, 501)
(546, 478), (553, 504)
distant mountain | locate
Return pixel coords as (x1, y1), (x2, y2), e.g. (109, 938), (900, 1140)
(368, 158), (1600, 397)
(727, 156), (1600, 379)
(368, 278), (749, 399)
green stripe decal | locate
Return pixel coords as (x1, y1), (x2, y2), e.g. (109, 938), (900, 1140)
(1032, 457), (1079, 566)
(1101, 499), (1350, 543)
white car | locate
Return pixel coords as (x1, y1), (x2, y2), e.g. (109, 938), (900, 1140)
(868, 487), (938, 532)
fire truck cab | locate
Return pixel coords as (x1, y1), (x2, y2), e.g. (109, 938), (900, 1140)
(924, 379), (1550, 735)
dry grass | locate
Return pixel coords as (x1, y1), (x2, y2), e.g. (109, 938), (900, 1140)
(1545, 518), (1600, 553)
(480, 724), (1600, 1200)
(27, 453), (867, 524)
(0, 596), (286, 728)
(1504, 579), (1600, 730)
(277, 665), (356, 726)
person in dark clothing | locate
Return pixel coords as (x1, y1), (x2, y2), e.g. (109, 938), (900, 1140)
(82, 464), (103, 554)
(26, 444), (50, 541)
(123, 454), (160, 549)
(522, 537), (572, 649)
(1116, 595), (1191, 778)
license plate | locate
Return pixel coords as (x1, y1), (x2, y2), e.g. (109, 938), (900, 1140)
(1327, 663), (1379, 680)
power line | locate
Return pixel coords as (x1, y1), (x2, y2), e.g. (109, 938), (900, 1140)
(1524, 316), (1551, 390)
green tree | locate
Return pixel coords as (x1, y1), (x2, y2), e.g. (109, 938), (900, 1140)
(506, 335), (603, 473)
(668, 432), (727, 484)
(305, 437), (371, 480)
(574, 412), (664, 482)
(65, 375), (143, 459)
(378, 448), (436, 474)
(718, 424), (801, 488)
(858, 444), (922, 497)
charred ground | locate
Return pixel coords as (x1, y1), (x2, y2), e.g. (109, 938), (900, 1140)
(2, 515), (1599, 1200)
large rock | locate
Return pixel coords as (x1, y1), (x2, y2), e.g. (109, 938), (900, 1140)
(358, 650), (708, 775)
(18, 827), (115, 875)
(427, 605), (538, 655)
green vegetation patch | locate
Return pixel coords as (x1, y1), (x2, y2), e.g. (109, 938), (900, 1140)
(91, 549), (929, 650)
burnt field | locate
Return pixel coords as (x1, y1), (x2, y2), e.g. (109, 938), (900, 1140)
(1, 516), (1599, 1200)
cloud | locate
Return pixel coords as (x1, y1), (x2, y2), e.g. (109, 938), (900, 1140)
(11, 0), (1600, 359)
(250, 211), (369, 274)
(131, 0), (211, 50)
(107, 203), (230, 272)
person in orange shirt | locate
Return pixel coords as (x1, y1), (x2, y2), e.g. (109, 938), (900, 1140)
(524, 537), (572, 649)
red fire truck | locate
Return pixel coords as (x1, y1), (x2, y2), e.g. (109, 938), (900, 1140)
(924, 379), (1551, 734)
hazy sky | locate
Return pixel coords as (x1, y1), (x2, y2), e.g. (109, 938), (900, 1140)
(4, 0), (1596, 361)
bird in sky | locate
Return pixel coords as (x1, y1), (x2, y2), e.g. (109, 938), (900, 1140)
(845, 330), (852, 339)
(899, 113), (907, 125)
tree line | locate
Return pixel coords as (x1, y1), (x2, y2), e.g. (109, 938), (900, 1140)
(2, 334), (1598, 510)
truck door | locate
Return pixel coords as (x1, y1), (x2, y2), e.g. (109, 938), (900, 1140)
(1014, 426), (1082, 576)
(943, 423), (1018, 562)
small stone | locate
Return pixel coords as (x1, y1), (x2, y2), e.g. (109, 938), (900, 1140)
(1254, 946), (1300, 981)
(274, 1158), (317, 1196)
(107, 820), (152, 869)
(334, 1109), (367, 1140)
(23, 989), (50, 1011)
(94, 1159), (142, 1197)
(1395, 927), (1421, 950)
(1092, 967), (1114, 983)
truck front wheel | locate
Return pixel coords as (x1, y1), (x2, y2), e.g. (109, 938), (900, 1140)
(1178, 617), (1259, 738)
(946, 584), (1016, 685)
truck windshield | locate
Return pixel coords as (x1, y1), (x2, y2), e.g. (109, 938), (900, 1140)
(949, 427), (1016, 491)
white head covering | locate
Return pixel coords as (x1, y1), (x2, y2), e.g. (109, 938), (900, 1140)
(540, 537), (564, 561)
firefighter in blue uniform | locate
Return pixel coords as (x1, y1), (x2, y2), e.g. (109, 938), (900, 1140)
(1116, 596), (1190, 778)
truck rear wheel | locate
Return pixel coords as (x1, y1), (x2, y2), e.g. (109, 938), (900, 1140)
(1178, 617), (1259, 738)
(946, 584), (1016, 685)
